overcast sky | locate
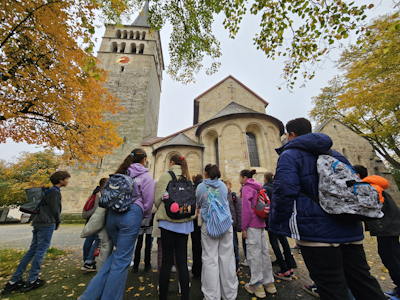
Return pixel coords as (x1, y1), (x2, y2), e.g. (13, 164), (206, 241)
(0, 1), (395, 161)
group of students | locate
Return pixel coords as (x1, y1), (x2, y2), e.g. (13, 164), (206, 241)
(2, 117), (400, 300)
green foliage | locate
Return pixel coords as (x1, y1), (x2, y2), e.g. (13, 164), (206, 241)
(0, 150), (60, 207)
(143, 0), (377, 87)
(311, 13), (400, 170)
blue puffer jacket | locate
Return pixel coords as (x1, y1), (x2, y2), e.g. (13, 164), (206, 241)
(268, 133), (364, 243)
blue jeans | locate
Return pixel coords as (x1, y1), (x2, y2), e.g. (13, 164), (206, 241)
(83, 234), (99, 263)
(79, 204), (142, 300)
(11, 226), (55, 282)
(233, 231), (239, 268)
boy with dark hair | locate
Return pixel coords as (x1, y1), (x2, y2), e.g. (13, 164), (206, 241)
(1, 171), (70, 295)
(269, 118), (386, 300)
(354, 165), (400, 300)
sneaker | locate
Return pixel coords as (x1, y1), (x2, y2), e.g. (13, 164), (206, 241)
(144, 264), (152, 272)
(245, 283), (266, 298)
(22, 278), (45, 292)
(386, 291), (400, 300)
(81, 262), (97, 272)
(271, 260), (279, 266)
(303, 284), (319, 298)
(264, 282), (277, 294)
(171, 265), (177, 272)
(241, 259), (249, 266)
(178, 282), (191, 294)
(1, 279), (25, 295)
(188, 266), (192, 272)
(274, 269), (292, 281)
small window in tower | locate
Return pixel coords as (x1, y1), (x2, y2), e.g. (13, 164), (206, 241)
(123, 30), (127, 39)
(129, 31), (134, 39)
(116, 30), (121, 38)
(142, 31), (146, 40)
(111, 42), (118, 52)
(99, 158), (104, 168)
(136, 31), (140, 40)
(121, 66), (125, 72)
(139, 44), (144, 54)
(131, 43), (136, 54)
(120, 42), (126, 53)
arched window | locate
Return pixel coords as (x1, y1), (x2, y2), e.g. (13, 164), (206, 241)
(120, 42), (126, 53)
(116, 30), (121, 38)
(131, 43), (136, 54)
(215, 138), (219, 166)
(142, 31), (146, 40)
(123, 30), (127, 39)
(111, 42), (117, 52)
(136, 31), (140, 40)
(246, 132), (260, 167)
(139, 44), (144, 54)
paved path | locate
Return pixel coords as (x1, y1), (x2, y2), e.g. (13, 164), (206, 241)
(0, 224), (394, 299)
(0, 224), (84, 251)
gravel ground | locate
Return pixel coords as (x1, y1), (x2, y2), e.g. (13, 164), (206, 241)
(0, 223), (395, 299)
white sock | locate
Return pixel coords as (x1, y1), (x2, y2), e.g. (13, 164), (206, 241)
(9, 281), (16, 284)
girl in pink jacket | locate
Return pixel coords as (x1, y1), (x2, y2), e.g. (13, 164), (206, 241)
(240, 169), (275, 299)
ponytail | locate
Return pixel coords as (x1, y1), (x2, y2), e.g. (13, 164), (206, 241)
(115, 148), (147, 174)
(240, 169), (257, 179)
(170, 154), (190, 180)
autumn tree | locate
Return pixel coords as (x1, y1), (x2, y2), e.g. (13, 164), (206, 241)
(0, 150), (61, 207)
(0, 0), (126, 166)
(310, 13), (400, 170)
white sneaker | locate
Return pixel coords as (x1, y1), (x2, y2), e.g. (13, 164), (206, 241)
(264, 282), (277, 294)
(172, 265), (177, 272)
(188, 266), (192, 272)
(241, 259), (249, 266)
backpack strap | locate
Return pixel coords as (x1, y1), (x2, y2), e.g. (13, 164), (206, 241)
(167, 171), (177, 181)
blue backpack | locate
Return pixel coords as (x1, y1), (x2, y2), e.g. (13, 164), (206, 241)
(204, 186), (232, 238)
(99, 174), (141, 212)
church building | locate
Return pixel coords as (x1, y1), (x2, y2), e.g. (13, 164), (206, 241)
(61, 5), (400, 213)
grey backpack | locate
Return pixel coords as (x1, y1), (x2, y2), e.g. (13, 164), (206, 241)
(303, 154), (383, 221)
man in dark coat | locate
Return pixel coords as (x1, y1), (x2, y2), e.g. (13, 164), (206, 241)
(269, 118), (385, 300)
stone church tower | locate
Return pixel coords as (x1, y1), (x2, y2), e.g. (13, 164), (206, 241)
(62, 4), (164, 213)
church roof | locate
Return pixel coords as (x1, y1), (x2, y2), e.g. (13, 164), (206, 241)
(195, 101), (285, 136)
(142, 124), (200, 146)
(208, 101), (259, 121)
(153, 133), (204, 153)
(132, 2), (150, 27)
(193, 75), (268, 124)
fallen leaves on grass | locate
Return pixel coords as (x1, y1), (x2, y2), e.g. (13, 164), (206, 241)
(62, 286), (68, 289)
(126, 287), (134, 293)
(78, 283), (86, 287)
(139, 286), (145, 291)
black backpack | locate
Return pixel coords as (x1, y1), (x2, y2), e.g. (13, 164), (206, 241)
(164, 171), (196, 220)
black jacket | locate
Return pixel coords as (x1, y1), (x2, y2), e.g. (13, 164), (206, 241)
(366, 191), (400, 236)
(32, 187), (62, 228)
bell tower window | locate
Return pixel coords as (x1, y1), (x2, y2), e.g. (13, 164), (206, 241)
(246, 132), (260, 167)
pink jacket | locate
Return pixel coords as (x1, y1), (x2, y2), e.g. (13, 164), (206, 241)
(241, 178), (266, 231)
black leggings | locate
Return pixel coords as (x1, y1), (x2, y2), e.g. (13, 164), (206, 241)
(159, 228), (189, 300)
(133, 233), (152, 268)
